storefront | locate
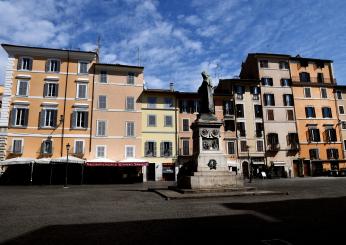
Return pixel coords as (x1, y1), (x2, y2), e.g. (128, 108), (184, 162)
(162, 162), (175, 181)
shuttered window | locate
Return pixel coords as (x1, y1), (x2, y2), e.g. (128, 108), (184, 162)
(127, 72), (135, 85)
(126, 121), (134, 137)
(12, 139), (23, 154)
(46, 59), (60, 73)
(40, 109), (57, 128)
(264, 94), (275, 106)
(44, 83), (58, 97)
(164, 115), (173, 127)
(287, 110), (294, 120)
(126, 96), (135, 110)
(160, 141), (172, 157)
(227, 141), (235, 154)
(71, 111), (88, 129)
(17, 80), (29, 96)
(75, 141), (84, 154)
(77, 83), (87, 99)
(125, 146), (135, 158)
(145, 141), (156, 157)
(182, 140), (189, 155)
(98, 95), (107, 109)
(96, 120), (106, 136)
(11, 108), (29, 127)
(148, 115), (156, 127)
(41, 140), (53, 154)
(79, 61), (88, 74)
(267, 109), (274, 120)
(100, 71), (107, 83)
(18, 57), (33, 71)
(96, 146), (106, 158)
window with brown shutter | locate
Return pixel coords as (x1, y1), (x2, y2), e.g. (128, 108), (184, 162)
(287, 110), (294, 120)
(267, 109), (274, 120)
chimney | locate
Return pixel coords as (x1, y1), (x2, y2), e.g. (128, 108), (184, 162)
(169, 82), (174, 91)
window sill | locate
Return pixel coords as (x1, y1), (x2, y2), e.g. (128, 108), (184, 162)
(11, 125), (28, 128)
(71, 127), (88, 130)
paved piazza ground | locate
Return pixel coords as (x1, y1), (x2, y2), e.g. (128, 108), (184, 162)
(0, 177), (346, 244)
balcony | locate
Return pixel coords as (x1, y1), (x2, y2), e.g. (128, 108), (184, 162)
(267, 144), (280, 151)
(291, 76), (333, 84)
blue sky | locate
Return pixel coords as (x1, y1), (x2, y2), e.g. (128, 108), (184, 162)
(0, 0), (346, 91)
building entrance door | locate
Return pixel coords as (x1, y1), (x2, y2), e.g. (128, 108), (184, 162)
(147, 163), (155, 181)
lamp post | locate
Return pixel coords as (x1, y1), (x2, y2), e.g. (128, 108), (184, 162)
(246, 145), (252, 183)
(64, 143), (70, 188)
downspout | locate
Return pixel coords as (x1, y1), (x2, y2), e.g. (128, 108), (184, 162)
(89, 63), (96, 153)
(61, 50), (70, 156)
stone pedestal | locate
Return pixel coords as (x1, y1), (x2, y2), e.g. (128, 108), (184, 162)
(177, 115), (243, 189)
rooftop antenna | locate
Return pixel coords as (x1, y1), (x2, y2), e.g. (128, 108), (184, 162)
(96, 36), (101, 55)
(137, 47), (141, 66)
(215, 63), (220, 81)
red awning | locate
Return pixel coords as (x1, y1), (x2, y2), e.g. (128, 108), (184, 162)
(85, 161), (148, 167)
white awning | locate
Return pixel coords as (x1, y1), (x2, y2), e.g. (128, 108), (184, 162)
(272, 161), (286, 166)
(253, 161), (265, 165)
(51, 156), (85, 164)
(34, 158), (52, 164)
(0, 157), (34, 165)
(227, 160), (237, 167)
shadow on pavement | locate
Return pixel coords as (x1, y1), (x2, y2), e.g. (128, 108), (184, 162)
(2, 196), (346, 245)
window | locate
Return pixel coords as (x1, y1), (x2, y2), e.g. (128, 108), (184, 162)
(71, 111), (88, 129)
(193, 100), (200, 113)
(305, 107), (316, 118)
(164, 115), (173, 127)
(327, 149), (339, 160)
(300, 60), (309, 67)
(304, 87), (311, 98)
(309, 149), (319, 160)
(76, 83), (87, 99)
(100, 71), (107, 83)
(182, 140), (190, 155)
(223, 100), (234, 115)
(41, 140), (52, 154)
(127, 72), (135, 85)
(251, 86), (260, 100)
(322, 107), (332, 118)
(180, 100), (188, 112)
(96, 146), (106, 158)
(234, 85), (245, 99)
(300, 72), (310, 83)
(224, 119), (235, 131)
(256, 141), (264, 152)
(255, 123), (263, 137)
(12, 139), (23, 154)
(46, 59), (60, 73)
(145, 141), (156, 157)
(18, 57), (32, 71)
(259, 60), (268, 68)
(336, 91), (342, 100)
(125, 121), (135, 137)
(308, 128), (320, 142)
(287, 110), (294, 120)
(126, 96), (135, 111)
(227, 141), (235, 155)
(148, 115), (156, 127)
(339, 106), (345, 114)
(317, 73), (324, 84)
(264, 94), (275, 106)
(279, 61), (289, 69)
(240, 141), (248, 152)
(16, 80), (29, 96)
(11, 108), (29, 127)
(237, 122), (246, 137)
(342, 121), (346, 130)
(267, 133), (279, 149)
(96, 120), (106, 136)
(182, 119), (189, 131)
(344, 140), (346, 151)
(74, 140), (84, 154)
(79, 61), (88, 74)
(287, 133), (299, 148)
(254, 105), (262, 118)
(98, 95), (107, 109)
(160, 141), (172, 157)
(44, 83), (58, 97)
(40, 109), (57, 128)
(236, 104), (244, 118)
(125, 146), (135, 158)
(325, 128), (337, 142)
(281, 78), (292, 87)
(320, 88), (327, 98)
(148, 97), (156, 108)
(261, 77), (273, 86)
(267, 109), (274, 121)
(164, 98), (173, 109)
(283, 94), (294, 106)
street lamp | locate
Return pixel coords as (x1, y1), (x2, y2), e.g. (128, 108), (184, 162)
(246, 145), (252, 182)
(64, 143), (71, 188)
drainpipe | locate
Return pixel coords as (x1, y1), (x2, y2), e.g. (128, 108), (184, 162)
(89, 64), (96, 153)
(61, 50), (70, 156)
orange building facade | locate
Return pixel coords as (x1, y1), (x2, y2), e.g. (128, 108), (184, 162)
(290, 56), (343, 176)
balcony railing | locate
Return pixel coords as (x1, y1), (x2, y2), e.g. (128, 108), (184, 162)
(291, 76), (333, 84)
(267, 144), (280, 151)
